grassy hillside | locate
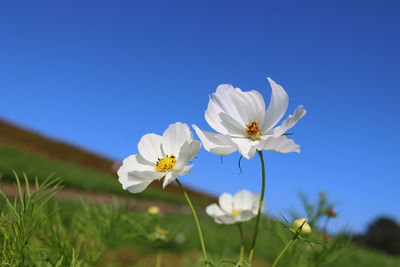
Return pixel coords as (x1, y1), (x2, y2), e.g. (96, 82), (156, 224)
(0, 142), (190, 205)
(0, 118), (216, 204)
(0, 118), (114, 174)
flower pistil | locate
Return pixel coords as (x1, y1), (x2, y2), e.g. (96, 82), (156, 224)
(155, 155), (176, 172)
(230, 209), (241, 216)
(245, 121), (261, 141)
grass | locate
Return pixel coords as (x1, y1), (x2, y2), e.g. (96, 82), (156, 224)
(50, 198), (400, 267)
(1, 144), (399, 266)
(1, 175), (400, 267)
(13, 197), (400, 267)
(0, 142), (188, 205)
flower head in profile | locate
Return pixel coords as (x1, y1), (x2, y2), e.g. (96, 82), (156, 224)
(206, 189), (261, 224)
(193, 77), (306, 159)
(117, 122), (202, 193)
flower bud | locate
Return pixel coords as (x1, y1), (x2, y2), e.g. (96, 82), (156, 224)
(151, 226), (167, 241)
(326, 208), (336, 218)
(293, 218), (312, 236)
(156, 227), (166, 237)
(148, 206), (160, 215)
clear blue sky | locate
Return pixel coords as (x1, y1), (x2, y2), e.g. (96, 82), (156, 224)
(1, 0), (399, 233)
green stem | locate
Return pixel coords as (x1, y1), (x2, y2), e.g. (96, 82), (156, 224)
(156, 250), (162, 267)
(248, 150), (266, 264)
(176, 179), (208, 267)
(238, 223), (245, 264)
(322, 217), (329, 235)
(271, 238), (296, 267)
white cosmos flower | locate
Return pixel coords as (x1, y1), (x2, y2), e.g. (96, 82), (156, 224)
(193, 77), (306, 160)
(117, 122), (202, 193)
(206, 189), (261, 224)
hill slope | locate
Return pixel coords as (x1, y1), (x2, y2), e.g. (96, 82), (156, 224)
(0, 118), (215, 204)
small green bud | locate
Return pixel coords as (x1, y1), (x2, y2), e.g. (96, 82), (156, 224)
(293, 218), (312, 236)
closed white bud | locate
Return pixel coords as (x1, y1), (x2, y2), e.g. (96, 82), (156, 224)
(293, 218), (312, 236)
(148, 206), (160, 215)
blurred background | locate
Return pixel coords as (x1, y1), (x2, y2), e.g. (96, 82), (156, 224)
(1, 0), (399, 266)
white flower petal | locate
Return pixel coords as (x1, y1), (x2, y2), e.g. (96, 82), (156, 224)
(117, 154), (154, 175)
(247, 90), (266, 125)
(215, 215), (238, 224)
(118, 176), (156, 194)
(205, 95), (230, 135)
(138, 133), (163, 163)
(261, 135), (300, 153)
(226, 90), (253, 126)
(251, 194), (262, 214)
(192, 125), (237, 155)
(206, 203), (225, 217)
(269, 105), (307, 136)
(262, 77), (289, 132)
(162, 122), (193, 156)
(162, 172), (174, 188)
(233, 189), (254, 211)
(237, 210), (257, 222)
(175, 140), (202, 168)
(211, 84), (245, 124)
(219, 112), (247, 137)
(230, 137), (258, 160)
(162, 165), (192, 188)
(117, 155), (158, 192)
(126, 180), (153, 193)
(231, 90), (266, 127)
(118, 169), (137, 190)
(128, 170), (166, 182)
(219, 193), (234, 213)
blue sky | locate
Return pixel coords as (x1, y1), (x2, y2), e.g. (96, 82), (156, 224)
(1, 0), (399, 233)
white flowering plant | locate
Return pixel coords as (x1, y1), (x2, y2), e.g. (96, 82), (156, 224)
(206, 189), (261, 225)
(0, 76), (361, 266)
(116, 76), (319, 267)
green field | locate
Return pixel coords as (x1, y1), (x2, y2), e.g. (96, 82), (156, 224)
(0, 142), (190, 205)
(1, 185), (400, 267)
(1, 142), (400, 266)
(49, 198), (400, 267)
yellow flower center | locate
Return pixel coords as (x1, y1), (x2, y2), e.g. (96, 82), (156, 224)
(230, 209), (241, 216)
(155, 154), (176, 172)
(245, 121), (261, 140)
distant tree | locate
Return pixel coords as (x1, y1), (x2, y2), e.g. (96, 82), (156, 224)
(365, 217), (400, 255)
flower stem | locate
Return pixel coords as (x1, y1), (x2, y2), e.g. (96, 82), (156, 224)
(238, 223), (245, 265)
(271, 237), (296, 267)
(176, 179), (208, 267)
(248, 150), (266, 264)
(156, 250), (162, 267)
(322, 217), (329, 235)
